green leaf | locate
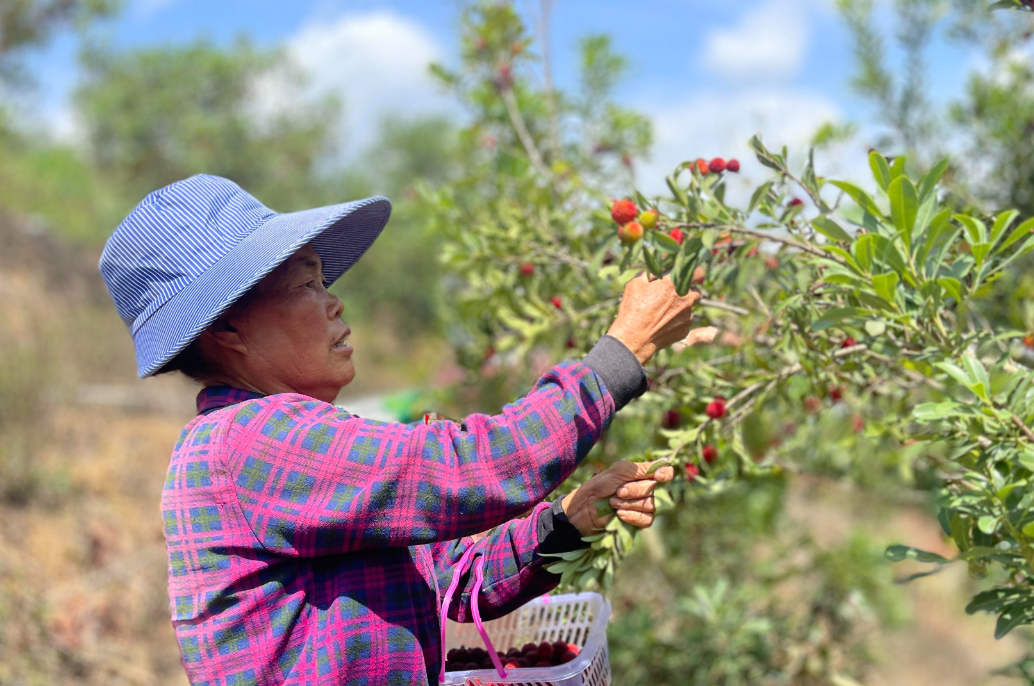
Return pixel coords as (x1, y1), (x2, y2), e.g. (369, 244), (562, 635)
(917, 159), (949, 201)
(961, 356), (991, 397)
(865, 319), (887, 337)
(884, 544), (951, 564)
(995, 602), (1034, 639)
(955, 214), (987, 244)
(888, 176), (919, 245)
(890, 155), (907, 178)
(812, 216), (852, 243)
(978, 515), (999, 534)
(991, 209), (1020, 247)
(811, 307), (870, 331)
(917, 208), (954, 267)
(995, 217), (1034, 255)
(935, 361), (974, 387)
(652, 231), (682, 253)
(643, 243), (663, 279)
(666, 175), (688, 207)
(937, 277), (963, 302)
(830, 180), (883, 216)
(748, 181), (773, 213)
(966, 587), (1031, 615)
(869, 150), (892, 191)
(872, 272), (900, 304)
(854, 234), (874, 272)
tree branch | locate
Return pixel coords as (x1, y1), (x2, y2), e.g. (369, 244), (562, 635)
(675, 222), (838, 262)
(499, 84), (553, 181)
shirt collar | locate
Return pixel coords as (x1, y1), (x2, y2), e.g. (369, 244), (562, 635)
(196, 385), (267, 415)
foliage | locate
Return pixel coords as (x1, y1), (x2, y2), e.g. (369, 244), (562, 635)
(0, 0), (119, 85)
(418, 2), (1034, 671)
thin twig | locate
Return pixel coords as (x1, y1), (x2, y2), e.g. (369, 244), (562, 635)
(536, 0), (561, 159)
(499, 84), (552, 181)
(1012, 414), (1034, 444)
(699, 298), (751, 317)
(674, 222), (837, 262)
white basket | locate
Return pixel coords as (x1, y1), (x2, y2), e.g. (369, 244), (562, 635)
(442, 592), (611, 686)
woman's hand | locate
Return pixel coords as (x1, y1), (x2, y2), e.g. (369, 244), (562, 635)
(560, 460), (675, 536)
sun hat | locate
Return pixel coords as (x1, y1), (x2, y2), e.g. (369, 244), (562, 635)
(98, 174), (391, 378)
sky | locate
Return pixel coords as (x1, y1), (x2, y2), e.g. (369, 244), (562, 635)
(19, 0), (982, 194)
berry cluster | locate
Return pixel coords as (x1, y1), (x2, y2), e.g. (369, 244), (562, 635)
(687, 157), (741, 176)
(444, 640), (580, 672)
(609, 199), (678, 247)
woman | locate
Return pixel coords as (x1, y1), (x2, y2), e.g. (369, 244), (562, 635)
(98, 174), (714, 685)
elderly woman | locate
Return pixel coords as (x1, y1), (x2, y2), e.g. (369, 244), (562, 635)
(98, 175), (712, 685)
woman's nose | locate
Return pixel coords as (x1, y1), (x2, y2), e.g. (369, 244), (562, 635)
(328, 292), (344, 320)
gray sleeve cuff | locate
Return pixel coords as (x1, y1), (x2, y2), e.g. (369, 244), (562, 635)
(582, 335), (648, 411)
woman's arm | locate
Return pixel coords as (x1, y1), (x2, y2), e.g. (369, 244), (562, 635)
(220, 336), (648, 556)
(433, 460), (675, 623)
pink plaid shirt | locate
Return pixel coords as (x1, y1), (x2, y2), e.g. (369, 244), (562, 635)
(161, 359), (620, 685)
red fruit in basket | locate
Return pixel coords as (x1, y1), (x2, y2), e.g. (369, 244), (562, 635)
(504, 662), (520, 670)
(480, 658), (495, 669)
(535, 660), (552, 667)
(727, 159), (741, 173)
(515, 657), (531, 668)
(566, 643), (580, 656)
(469, 647), (487, 661)
(561, 649), (579, 663)
(524, 651), (539, 663)
(507, 647), (521, 658)
(610, 198), (638, 225)
(537, 641), (554, 659)
(552, 640), (568, 657)
(463, 662), (480, 670)
(447, 648), (464, 662)
(521, 642), (538, 654)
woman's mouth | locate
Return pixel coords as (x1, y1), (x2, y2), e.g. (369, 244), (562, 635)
(332, 330), (352, 353)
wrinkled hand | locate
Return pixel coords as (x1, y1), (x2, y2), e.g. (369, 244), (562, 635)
(560, 460), (675, 536)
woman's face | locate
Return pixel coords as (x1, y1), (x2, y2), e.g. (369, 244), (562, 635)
(214, 244), (354, 402)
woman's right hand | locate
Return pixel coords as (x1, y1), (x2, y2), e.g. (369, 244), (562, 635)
(605, 271), (715, 366)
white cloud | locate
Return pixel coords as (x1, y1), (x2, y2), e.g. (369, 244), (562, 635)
(274, 10), (460, 158)
(637, 87), (873, 201)
(703, 0), (811, 81)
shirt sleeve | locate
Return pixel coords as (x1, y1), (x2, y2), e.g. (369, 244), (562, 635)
(220, 343), (645, 556)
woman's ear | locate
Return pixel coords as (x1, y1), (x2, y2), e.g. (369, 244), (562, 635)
(204, 315), (248, 357)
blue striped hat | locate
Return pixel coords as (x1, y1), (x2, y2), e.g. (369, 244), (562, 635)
(99, 174), (391, 378)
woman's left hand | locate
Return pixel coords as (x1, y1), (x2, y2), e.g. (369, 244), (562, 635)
(560, 460), (675, 536)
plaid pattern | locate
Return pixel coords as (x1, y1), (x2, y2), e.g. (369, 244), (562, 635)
(162, 360), (615, 685)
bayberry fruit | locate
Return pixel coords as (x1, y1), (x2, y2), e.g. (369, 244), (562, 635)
(726, 159), (741, 172)
(765, 257), (779, 269)
(552, 640), (567, 657)
(705, 397), (727, 419)
(1025, 335), (1034, 349)
(519, 263), (535, 276)
(708, 157), (727, 174)
(561, 649), (578, 663)
(852, 415), (864, 433)
(702, 444), (718, 464)
(789, 198), (804, 207)
(662, 409), (681, 429)
(804, 396), (822, 413)
(638, 209), (658, 229)
(829, 386), (843, 402)
(610, 198), (638, 224)
(618, 221), (644, 245)
(521, 643), (537, 654)
(504, 662), (519, 670)
(695, 158), (710, 175)
(535, 660), (552, 667)
(746, 247), (758, 257)
(841, 337), (857, 349)
(537, 642), (554, 659)
(550, 296), (563, 309)
(669, 227), (685, 244)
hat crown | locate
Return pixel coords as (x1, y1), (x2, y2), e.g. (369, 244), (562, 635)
(99, 174), (276, 332)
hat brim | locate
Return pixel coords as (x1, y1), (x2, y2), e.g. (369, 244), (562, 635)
(132, 195), (391, 378)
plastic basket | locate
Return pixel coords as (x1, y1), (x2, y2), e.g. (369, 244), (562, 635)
(442, 592), (611, 686)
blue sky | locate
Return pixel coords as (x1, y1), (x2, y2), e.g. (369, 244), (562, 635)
(21, 0), (980, 192)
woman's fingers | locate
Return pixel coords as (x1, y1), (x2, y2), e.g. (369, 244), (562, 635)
(683, 326), (718, 347)
(615, 479), (658, 500)
(609, 496), (655, 513)
(616, 509), (654, 528)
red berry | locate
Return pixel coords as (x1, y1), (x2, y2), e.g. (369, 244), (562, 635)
(804, 396), (822, 413)
(536, 641), (553, 659)
(708, 157), (726, 174)
(829, 386), (843, 402)
(705, 397), (727, 419)
(1024, 335), (1034, 349)
(504, 662), (520, 670)
(669, 227), (685, 245)
(519, 263), (535, 276)
(841, 337), (857, 349)
(662, 409), (681, 429)
(448, 648), (465, 662)
(550, 295), (563, 310)
(695, 158), (710, 175)
(746, 247), (758, 258)
(765, 257), (779, 269)
(618, 221), (644, 246)
(506, 648), (521, 658)
(552, 640), (567, 657)
(463, 662), (480, 670)
(726, 159), (741, 173)
(523, 651), (539, 663)
(480, 658), (495, 669)
(852, 415), (864, 433)
(566, 336), (577, 349)
(535, 660), (552, 667)
(789, 198), (804, 207)
(610, 198), (638, 224)
(515, 657), (530, 667)
(702, 444), (718, 464)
